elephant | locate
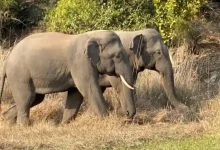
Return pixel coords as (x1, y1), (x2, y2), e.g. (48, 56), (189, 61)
(60, 29), (190, 123)
(0, 30), (136, 125)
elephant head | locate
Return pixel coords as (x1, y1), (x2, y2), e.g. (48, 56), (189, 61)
(118, 29), (188, 110)
(85, 31), (136, 118)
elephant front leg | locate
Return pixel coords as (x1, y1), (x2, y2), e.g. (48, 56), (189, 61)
(74, 80), (108, 118)
(85, 87), (106, 114)
(85, 83), (108, 118)
(62, 88), (83, 124)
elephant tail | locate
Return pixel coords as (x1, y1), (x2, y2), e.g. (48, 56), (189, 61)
(0, 51), (10, 113)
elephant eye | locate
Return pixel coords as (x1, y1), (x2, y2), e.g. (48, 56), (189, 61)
(153, 51), (161, 56)
(115, 52), (122, 59)
(114, 52), (122, 62)
(115, 54), (121, 59)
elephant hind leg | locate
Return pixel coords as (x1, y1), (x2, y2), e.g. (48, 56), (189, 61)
(8, 81), (37, 126)
(62, 88), (83, 124)
(2, 94), (45, 124)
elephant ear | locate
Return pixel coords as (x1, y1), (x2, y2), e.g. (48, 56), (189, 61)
(129, 34), (145, 56)
(84, 38), (101, 65)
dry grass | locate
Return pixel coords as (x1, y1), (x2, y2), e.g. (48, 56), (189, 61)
(0, 41), (220, 149)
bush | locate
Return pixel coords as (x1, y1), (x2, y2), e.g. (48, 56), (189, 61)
(0, 0), (17, 44)
(0, 0), (16, 10)
(45, 0), (208, 45)
(95, 0), (155, 31)
(184, 19), (206, 54)
(153, 0), (207, 43)
(0, 0), (56, 47)
(45, 0), (100, 34)
(45, 0), (156, 34)
(1, 0), (207, 47)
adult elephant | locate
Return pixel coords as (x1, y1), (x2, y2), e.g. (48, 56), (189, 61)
(61, 29), (189, 123)
(0, 30), (136, 125)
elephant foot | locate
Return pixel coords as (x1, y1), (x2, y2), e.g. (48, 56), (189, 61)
(61, 115), (76, 124)
(176, 104), (190, 113)
(1, 105), (17, 125)
(176, 104), (201, 122)
(17, 119), (31, 127)
(17, 113), (31, 126)
(86, 106), (94, 113)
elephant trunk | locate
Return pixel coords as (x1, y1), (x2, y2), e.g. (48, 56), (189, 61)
(121, 73), (136, 119)
(159, 60), (188, 110)
(116, 62), (136, 119)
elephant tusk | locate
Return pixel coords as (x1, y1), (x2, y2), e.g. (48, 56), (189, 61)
(120, 75), (135, 90)
(169, 52), (174, 65)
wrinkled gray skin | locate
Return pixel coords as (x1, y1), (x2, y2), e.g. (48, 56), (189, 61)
(0, 31), (136, 125)
(60, 29), (189, 123)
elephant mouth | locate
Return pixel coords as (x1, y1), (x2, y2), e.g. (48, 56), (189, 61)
(146, 61), (156, 70)
(137, 66), (145, 72)
(119, 75), (135, 90)
(146, 65), (156, 70)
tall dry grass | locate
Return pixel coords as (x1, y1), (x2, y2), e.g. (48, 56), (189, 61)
(0, 43), (220, 149)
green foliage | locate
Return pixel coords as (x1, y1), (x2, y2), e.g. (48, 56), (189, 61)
(95, 0), (155, 31)
(45, 0), (155, 34)
(0, 0), (18, 24)
(0, 0), (17, 10)
(153, 0), (207, 43)
(0, 0), (55, 47)
(0, 0), (18, 44)
(45, 0), (99, 34)
(1, 0), (208, 46)
(45, 0), (207, 44)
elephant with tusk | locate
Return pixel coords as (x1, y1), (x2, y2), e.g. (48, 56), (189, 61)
(0, 30), (136, 125)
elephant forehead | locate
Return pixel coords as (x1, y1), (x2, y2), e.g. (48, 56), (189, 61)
(104, 42), (123, 54)
(147, 39), (162, 49)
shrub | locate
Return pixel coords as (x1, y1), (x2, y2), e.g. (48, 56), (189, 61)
(0, 0), (17, 10)
(44, 0), (156, 34)
(0, 0), (56, 47)
(2, 0), (208, 46)
(45, 0), (100, 34)
(184, 19), (206, 54)
(45, 0), (208, 45)
(153, 0), (208, 43)
(95, 0), (156, 31)
(0, 0), (17, 44)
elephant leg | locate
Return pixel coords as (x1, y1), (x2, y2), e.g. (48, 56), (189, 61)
(86, 87), (106, 114)
(2, 94), (45, 124)
(61, 88), (83, 124)
(61, 87), (106, 123)
(8, 82), (36, 126)
(72, 71), (108, 118)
